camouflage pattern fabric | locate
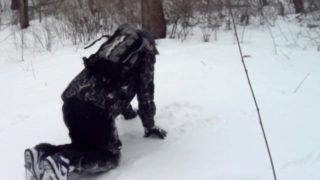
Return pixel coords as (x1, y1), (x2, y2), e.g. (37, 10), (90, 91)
(61, 51), (156, 129)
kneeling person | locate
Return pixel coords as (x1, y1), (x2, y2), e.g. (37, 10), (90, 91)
(24, 24), (166, 180)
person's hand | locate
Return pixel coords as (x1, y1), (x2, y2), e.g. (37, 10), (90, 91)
(144, 126), (167, 139)
(122, 108), (138, 120)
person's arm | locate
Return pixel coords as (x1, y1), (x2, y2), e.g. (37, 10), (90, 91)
(137, 54), (166, 139)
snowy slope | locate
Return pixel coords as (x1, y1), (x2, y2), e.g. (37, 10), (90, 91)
(0, 22), (320, 180)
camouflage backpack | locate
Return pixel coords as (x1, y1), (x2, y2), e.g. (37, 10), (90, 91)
(83, 24), (147, 78)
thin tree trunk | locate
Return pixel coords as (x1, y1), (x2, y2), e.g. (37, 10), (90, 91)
(293, 0), (304, 13)
(278, 2), (285, 16)
(77, 0), (83, 8)
(261, 0), (268, 6)
(141, 0), (166, 39)
(88, 0), (97, 15)
(11, 0), (19, 10)
(31, 0), (41, 22)
(19, 0), (29, 29)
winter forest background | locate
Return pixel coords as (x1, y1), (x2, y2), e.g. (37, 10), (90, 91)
(1, 0), (320, 49)
(0, 0), (320, 180)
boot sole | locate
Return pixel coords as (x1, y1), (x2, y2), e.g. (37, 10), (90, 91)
(25, 149), (38, 180)
(42, 159), (59, 180)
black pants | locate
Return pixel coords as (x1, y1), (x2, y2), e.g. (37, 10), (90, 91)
(35, 98), (121, 174)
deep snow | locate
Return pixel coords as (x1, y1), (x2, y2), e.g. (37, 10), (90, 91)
(0, 20), (319, 180)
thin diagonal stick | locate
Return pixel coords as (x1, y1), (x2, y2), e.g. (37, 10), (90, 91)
(229, 7), (278, 180)
(293, 72), (311, 93)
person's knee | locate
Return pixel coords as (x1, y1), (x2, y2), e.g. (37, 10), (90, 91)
(76, 152), (121, 175)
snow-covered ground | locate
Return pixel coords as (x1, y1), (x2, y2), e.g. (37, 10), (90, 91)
(0, 20), (320, 180)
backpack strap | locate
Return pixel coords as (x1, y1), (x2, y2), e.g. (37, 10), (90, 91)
(84, 35), (111, 49)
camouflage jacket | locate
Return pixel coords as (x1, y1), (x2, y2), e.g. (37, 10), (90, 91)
(61, 52), (156, 129)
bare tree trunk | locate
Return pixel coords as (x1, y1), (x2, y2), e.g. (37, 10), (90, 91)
(11, 0), (19, 10)
(278, 2), (285, 16)
(19, 0), (29, 29)
(141, 0), (166, 39)
(261, 0), (268, 6)
(88, 0), (97, 15)
(293, 0), (304, 13)
(77, 0), (83, 8)
(31, 0), (42, 22)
